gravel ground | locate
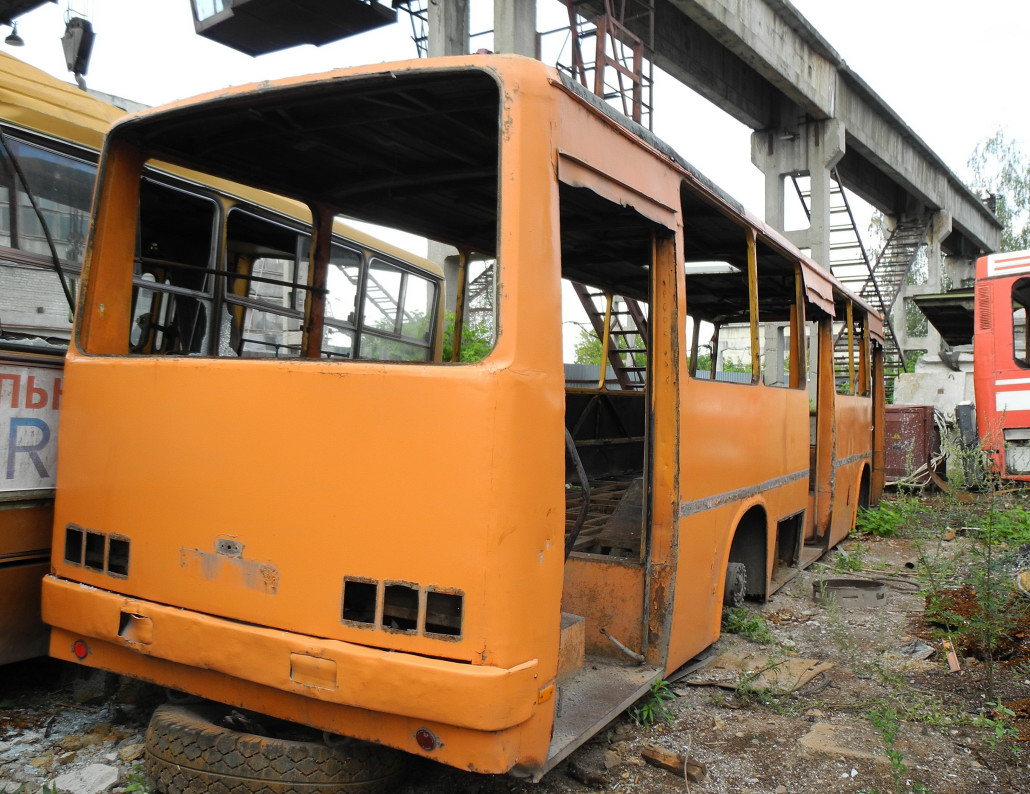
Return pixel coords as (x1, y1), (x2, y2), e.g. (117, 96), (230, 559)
(2, 532), (1030, 793)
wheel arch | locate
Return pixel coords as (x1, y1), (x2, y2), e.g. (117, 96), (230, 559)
(724, 503), (769, 602)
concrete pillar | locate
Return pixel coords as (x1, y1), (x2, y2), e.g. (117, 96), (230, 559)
(763, 323), (786, 386)
(426, 1), (468, 317)
(428, 0), (469, 57)
(807, 320), (819, 403)
(494, 0), (536, 56)
(428, 242), (461, 314)
(927, 210), (953, 290)
(751, 118), (846, 268)
(948, 255), (977, 290)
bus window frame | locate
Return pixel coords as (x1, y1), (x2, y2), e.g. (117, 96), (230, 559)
(1012, 276), (1030, 368)
(0, 128), (98, 345)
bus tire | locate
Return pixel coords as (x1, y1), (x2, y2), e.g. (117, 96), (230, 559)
(145, 703), (408, 794)
(723, 562), (747, 607)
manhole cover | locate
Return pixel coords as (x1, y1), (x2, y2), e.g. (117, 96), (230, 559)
(812, 578), (886, 608)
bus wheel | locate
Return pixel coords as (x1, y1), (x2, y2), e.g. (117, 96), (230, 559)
(145, 702), (409, 794)
(723, 562), (747, 607)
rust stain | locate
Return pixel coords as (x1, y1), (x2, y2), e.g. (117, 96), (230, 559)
(647, 567), (670, 652)
(179, 548), (279, 595)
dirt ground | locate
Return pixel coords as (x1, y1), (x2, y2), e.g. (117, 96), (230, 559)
(2, 493), (1030, 794)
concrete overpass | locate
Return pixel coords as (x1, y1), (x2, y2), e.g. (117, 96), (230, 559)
(421, 0), (1001, 259)
(642, 0), (999, 260)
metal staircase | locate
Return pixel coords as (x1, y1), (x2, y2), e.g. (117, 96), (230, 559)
(838, 216), (933, 392)
(343, 269), (410, 332)
(393, 1), (429, 57)
(791, 169), (871, 290)
(573, 283), (648, 390)
(556, 0), (655, 129)
(791, 171), (932, 395)
(464, 260), (495, 333)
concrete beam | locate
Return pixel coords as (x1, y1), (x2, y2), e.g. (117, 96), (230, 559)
(833, 73), (999, 253)
(572, 0), (1001, 255)
(669, 0), (839, 119)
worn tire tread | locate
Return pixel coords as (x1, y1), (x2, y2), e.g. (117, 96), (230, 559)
(146, 703), (406, 794)
(723, 562), (748, 607)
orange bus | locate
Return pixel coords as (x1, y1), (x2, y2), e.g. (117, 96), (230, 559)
(973, 249), (1030, 480)
(42, 54), (882, 780)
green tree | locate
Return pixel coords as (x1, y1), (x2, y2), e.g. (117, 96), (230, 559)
(571, 325), (649, 367)
(572, 326), (603, 365)
(693, 352), (712, 374)
(967, 130), (1030, 251)
(441, 310), (494, 362)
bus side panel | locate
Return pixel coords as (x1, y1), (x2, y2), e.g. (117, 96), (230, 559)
(973, 267), (997, 467)
(0, 563), (50, 665)
(827, 394), (874, 547)
(0, 501), (52, 664)
(1, 356), (61, 664)
(667, 380), (809, 670)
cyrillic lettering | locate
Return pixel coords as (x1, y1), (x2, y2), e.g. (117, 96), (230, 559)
(26, 376), (50, 409)
(52, 377), (63, 410)
(0, 373), (20, 409)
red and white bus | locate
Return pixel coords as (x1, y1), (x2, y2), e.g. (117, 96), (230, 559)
(973, 250), (1030, 480)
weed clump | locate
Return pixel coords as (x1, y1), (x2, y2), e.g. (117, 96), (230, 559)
(855, 496), (924, 538)
(629, 679), (675, 728)
(723, 607), (774, 645)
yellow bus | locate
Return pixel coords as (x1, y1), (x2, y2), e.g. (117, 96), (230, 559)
(42, 55), (882, 781)
(0, 51), (443, 667)
(0, 51), (123, 666)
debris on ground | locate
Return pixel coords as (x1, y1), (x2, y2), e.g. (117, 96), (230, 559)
(684, 652), (833, 694)
(640, 743), (707, 781)
(3, 492), (1030, 793)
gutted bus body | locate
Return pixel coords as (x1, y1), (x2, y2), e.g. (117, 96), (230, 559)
(42, 56), (881, 777)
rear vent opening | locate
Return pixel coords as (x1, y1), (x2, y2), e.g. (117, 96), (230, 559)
(340, 576), (465, 640)
(382, 583), (419, 633)
(341, 578), (377, 626)
(64, 525), (131, 578)
(64, 525), (84, 565)
(107, 536), (130, 577)
(84, 531), (106, 571)
(425, 590), (463, 637)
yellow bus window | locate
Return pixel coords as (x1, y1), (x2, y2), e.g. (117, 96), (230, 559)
(357, 258), (435, 361)
(0, 134), (96, 347)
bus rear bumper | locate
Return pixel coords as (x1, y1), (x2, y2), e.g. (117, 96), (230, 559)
(42, 574), (541, 733)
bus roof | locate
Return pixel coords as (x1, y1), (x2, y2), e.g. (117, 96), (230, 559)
(980, 249), (1030, 279)
(0, 52), (125, 150)
(105, 53), (873, 328)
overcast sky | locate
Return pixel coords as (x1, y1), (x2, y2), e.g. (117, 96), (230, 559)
(5, 0), (1027, 224)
